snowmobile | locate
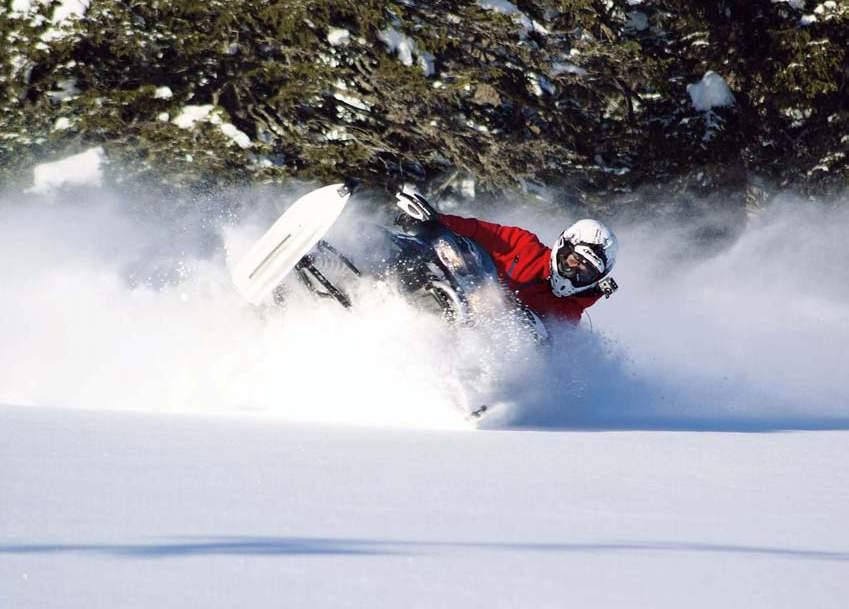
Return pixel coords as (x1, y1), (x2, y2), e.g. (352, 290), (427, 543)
(231, 182), (549, 344)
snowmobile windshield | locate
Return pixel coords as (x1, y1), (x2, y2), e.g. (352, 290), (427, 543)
(555, 243), (603, 287)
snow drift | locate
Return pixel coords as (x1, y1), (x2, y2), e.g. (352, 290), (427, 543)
(1, 176), (847, 430)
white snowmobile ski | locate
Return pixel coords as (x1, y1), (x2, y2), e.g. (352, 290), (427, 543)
(232, 182), (354, 305)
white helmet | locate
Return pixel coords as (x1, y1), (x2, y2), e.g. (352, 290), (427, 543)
(549, 219), (618, 297)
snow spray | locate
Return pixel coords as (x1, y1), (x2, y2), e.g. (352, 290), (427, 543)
(1, 179), (847, 431)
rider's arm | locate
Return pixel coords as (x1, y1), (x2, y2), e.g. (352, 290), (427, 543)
(548, 291), (603, 324)
(552, 299), (585, 324)
(438, 214), (536, 255)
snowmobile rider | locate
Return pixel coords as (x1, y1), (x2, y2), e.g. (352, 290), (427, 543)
(395, 188), (619, 325)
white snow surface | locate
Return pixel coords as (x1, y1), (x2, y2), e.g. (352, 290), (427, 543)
(2, 407), (849, 608)
(49, 0), (88, 23)
(26, 146), (104, 194)
(153, 86), (174, 100)
(327, 27), (351, 46)
(10, 0), (88, 21)
(172, 104), (215, 129)
(11, 0), (90, 43)
(478, 0), (549, 35)
(53, 116), (71, 131)
(687, 71), (735, 112)
(45, 78), (80, 102)
(772, 0), (805, 9)
(172, 105), (252, 148)
(218, 123), (252, 149)
(552, 61), (588, 77)
(2, 158), (849, 606)
(378, 27), (435, 76)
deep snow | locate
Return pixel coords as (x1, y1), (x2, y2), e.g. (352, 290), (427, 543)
(2, 406), (848, 609)
(1, 159), (849, 607)
(1, 175), (846, 429)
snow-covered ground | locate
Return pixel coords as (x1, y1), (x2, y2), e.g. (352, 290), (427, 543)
(1, 156), (848, 606)
(2, 406), (848, 608)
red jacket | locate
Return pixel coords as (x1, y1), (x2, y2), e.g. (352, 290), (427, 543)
(439, 214), (602, 324)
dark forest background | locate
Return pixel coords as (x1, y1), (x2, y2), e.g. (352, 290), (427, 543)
(2, 0), (848, 217)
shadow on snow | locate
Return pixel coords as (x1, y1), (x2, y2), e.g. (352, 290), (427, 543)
(499, 329), (849, 433)
(2, 537), (848, 562)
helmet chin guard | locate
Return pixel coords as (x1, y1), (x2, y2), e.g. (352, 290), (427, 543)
(550, 219), (618, 297)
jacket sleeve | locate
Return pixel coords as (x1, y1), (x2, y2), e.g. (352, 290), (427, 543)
(551, 292), (602, 325)
(438, 214), (536, 255)
(553, 299), (585, 324)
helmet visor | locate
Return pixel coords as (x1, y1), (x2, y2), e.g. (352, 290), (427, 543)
(555, 242), (603, 287)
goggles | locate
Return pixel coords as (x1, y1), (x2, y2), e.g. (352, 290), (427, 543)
(555, 241), (604, 287)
